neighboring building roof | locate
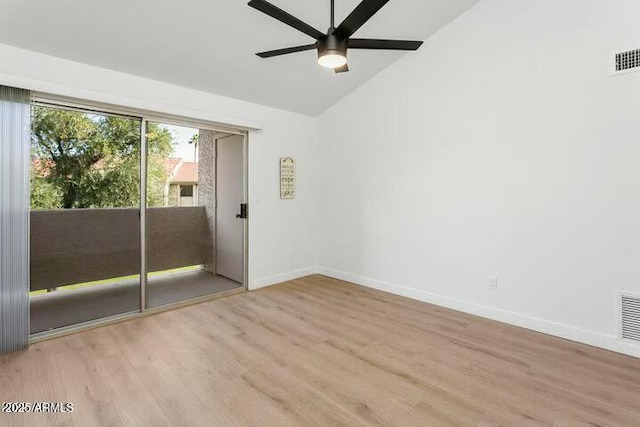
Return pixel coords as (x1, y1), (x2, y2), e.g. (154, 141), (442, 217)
(32, 159), (54, 177)
(163, 158), (198, 184)
(172, 162), (198, 184)
(163, 158), (181, 176)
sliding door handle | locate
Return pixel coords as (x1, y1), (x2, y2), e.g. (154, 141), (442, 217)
(236, 203), (248, 219)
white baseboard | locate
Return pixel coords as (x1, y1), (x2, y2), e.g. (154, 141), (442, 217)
(250, 266), (319, 290)
(316, 267), (640, 359)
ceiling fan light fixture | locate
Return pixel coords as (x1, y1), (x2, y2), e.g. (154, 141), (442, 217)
(317, 34), (348, 69)
(317, 51), (347, 68)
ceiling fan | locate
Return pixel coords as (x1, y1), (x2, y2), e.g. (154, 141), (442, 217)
(248, 0), (424, 73)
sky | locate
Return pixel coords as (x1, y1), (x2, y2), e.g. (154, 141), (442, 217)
(159, 123), (199, 163)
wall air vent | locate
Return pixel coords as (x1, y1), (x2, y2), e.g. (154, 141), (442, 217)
(621, 293), (640, 343)
(613, 48), (640, 74)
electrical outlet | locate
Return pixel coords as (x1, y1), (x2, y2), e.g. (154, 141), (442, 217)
(488, 277), (498, 291)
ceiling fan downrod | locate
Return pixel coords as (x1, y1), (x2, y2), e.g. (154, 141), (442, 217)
(331, 0), (335, 29)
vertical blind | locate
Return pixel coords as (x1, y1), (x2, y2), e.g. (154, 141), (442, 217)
(0, 85), (31, 354)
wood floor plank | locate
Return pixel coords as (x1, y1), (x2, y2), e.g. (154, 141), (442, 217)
(1, 274), (639, 426)
(135, 358), (238, 427)
(92, 354), (173, 427)
(398, 400), (484, 427)
(54, 346), (123, 427)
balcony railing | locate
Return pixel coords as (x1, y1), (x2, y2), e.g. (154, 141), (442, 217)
(30, 206), (213, 291)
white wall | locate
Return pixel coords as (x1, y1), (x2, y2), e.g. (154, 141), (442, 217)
(317, 0), (640, 357)
(0, 43), (318, 290)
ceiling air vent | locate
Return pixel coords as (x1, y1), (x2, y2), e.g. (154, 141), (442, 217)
(613, 48), (640, 74)
(621, 293), (640, 342)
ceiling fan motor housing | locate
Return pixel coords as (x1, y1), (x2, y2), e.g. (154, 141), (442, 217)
(318, 34), (347, 62)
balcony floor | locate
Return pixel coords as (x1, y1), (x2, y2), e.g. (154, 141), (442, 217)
(30, 270), (242, 334)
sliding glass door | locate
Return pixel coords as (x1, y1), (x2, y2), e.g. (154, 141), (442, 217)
(28, 100), (246, 335)
(29, 104), (142, 333)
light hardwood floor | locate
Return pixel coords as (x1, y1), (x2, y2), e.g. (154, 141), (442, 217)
(1, 274), (640, 426)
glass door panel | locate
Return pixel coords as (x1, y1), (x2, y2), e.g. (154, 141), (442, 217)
(29, 105), (141, 333)
(145, 122), (242, 309)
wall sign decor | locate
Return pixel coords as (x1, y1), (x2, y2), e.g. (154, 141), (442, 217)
(280, 157), (296, 199)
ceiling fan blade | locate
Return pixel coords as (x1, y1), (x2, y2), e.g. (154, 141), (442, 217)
(333, 0), (389, 39)
(334, 63), (349, 73)
(256, 44), (317, 58)
(348, 38), (423, 50)
(248, 0), (325, 40)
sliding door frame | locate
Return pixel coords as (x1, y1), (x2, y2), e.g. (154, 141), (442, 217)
(140, 118), (148, 311)
(29, 92), (249, 343)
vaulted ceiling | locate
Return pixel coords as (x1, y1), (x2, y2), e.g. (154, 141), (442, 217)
(0, 0), (480, 115)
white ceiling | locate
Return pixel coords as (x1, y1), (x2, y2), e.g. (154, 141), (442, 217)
(0, 0), (480, 115)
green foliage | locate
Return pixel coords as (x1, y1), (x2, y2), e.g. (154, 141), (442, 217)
(30, 171), (63, 209)
(30, 107), (174, 209)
